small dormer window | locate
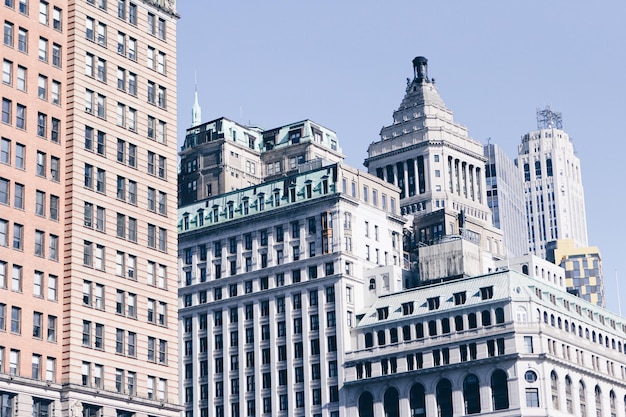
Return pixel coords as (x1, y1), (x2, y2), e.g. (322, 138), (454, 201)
(227, 202), (234, 219)
(258, 195), (265, 211)
(377, 307), (389, 320)
(453, 292), (466, 305)
(197, 209), (204, 227)
(402, 302), (414, 316)
(289, 129), (301, 144)
(427, 297), (440, 310)
(480, 286), (494, 300)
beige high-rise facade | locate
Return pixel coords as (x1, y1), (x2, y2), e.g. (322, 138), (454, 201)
(1, 1), (179, 417)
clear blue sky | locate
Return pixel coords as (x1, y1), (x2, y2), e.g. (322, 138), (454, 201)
(176, 1), (626, 313)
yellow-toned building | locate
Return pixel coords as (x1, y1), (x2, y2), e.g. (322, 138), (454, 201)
(547, 239), (604, 307)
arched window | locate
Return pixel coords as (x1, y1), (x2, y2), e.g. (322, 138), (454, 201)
(463, 374), (481, 414)
(565, 376), (573, 413)
(557, 317), (562, 329)
(436, 379), (453, 417)
(358, 391), (374, 417)
(580, 381), (587, 417)
(415, 323), (424, 339)
(455, 315), (464, 331)
(516, 307), (527, 322)
(410, 383), (426, 417)
(468, 313), (477, 329)
(364, 333), (373, 348)
(402, 325), (411, 341)
(369, 278), (376, 290)
(428, 320), (437, 336)
(610, 390), (616, 417)
(491, 369), (509, 410)
(592, 331), (596, 343)
(384, 387), (399, 417)
(482, 310), (492, 326)
(551, 371), (559, 409)
(390, 328), (398, 343)
(535, 160), (541, 178)
(543, 312), (548, 323)
(377, 330), (386, 346)
(522, 264), (529, 275)
(546, 158), (553, 176)
(441, 318), (450, 334)
(550, 314), (555, 327)
(586, 328), (590, 339)
(495, 308), (505, 324)
(595, 385), (603, 416)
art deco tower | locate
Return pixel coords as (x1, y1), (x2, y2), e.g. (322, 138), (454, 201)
(516, 107), (588, 258)
(1, 1), (180, 417)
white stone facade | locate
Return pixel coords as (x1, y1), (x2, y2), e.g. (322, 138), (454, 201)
(516, 126), (589, 257)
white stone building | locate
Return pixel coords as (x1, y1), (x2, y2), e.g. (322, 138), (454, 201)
(516, 108), (589, 257)
(485, 143), (528, 258)
(365, 57), (503, 257)
(343, 269), (626, 417)
(178, 160), (406, 417)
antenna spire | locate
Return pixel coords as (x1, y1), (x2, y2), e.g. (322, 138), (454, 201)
(191, 71), (202, 127)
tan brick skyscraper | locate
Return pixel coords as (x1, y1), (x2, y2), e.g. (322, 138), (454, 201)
(1, 1), (179, 416)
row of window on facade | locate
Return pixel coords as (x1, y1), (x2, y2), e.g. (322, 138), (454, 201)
(181, 261), (337, 309)
(364, 307), (505, 348)
(3, 21), (63, 66)
(357, 370), (509, 417)
(0, 392), (56, 417)
(0, 221), (59, 259)
(537, 307), (626, 358)
(189, 396), (339, 417)
(86, 0), (168, 39)
(2, 98), (61, 142)
(80, 360), (168, 399)
(540, 370), (624, 416)
(184, 285), (339, 332)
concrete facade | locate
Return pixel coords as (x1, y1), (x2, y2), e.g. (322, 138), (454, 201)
(343, 270), (626, 417)
(178, 159), (406, 417)
(516, 117), (589, 258)
(1, 1), (180, 416)
(484, 143), (528, 258)
(364, 57), (503, 258)
(178, 118), (343, 206)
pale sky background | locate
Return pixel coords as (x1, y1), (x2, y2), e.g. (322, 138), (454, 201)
(176, 2), (626, 314)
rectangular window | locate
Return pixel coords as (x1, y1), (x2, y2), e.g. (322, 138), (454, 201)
(17, 66), (26, 90)
(4, 22), (14, 47)
(38, 37), (48, 62)
(16, 103), (25, 129)
(52, 43), (61, 67)
(52, 7), (61, 30)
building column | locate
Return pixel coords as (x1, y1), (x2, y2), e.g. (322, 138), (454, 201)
(373, 399), (385, 417)
(479, 384), (492, 413)
(414, 158), (420, 195)
(399, 395), (411, 417)
(468, 164), (475, 201)
(403, 160), (409, 198)
(423, 155), (430, 193)
(393, 163), (399, 187)
(425, 392), (437, 417)
(453, 388), (464, 417)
